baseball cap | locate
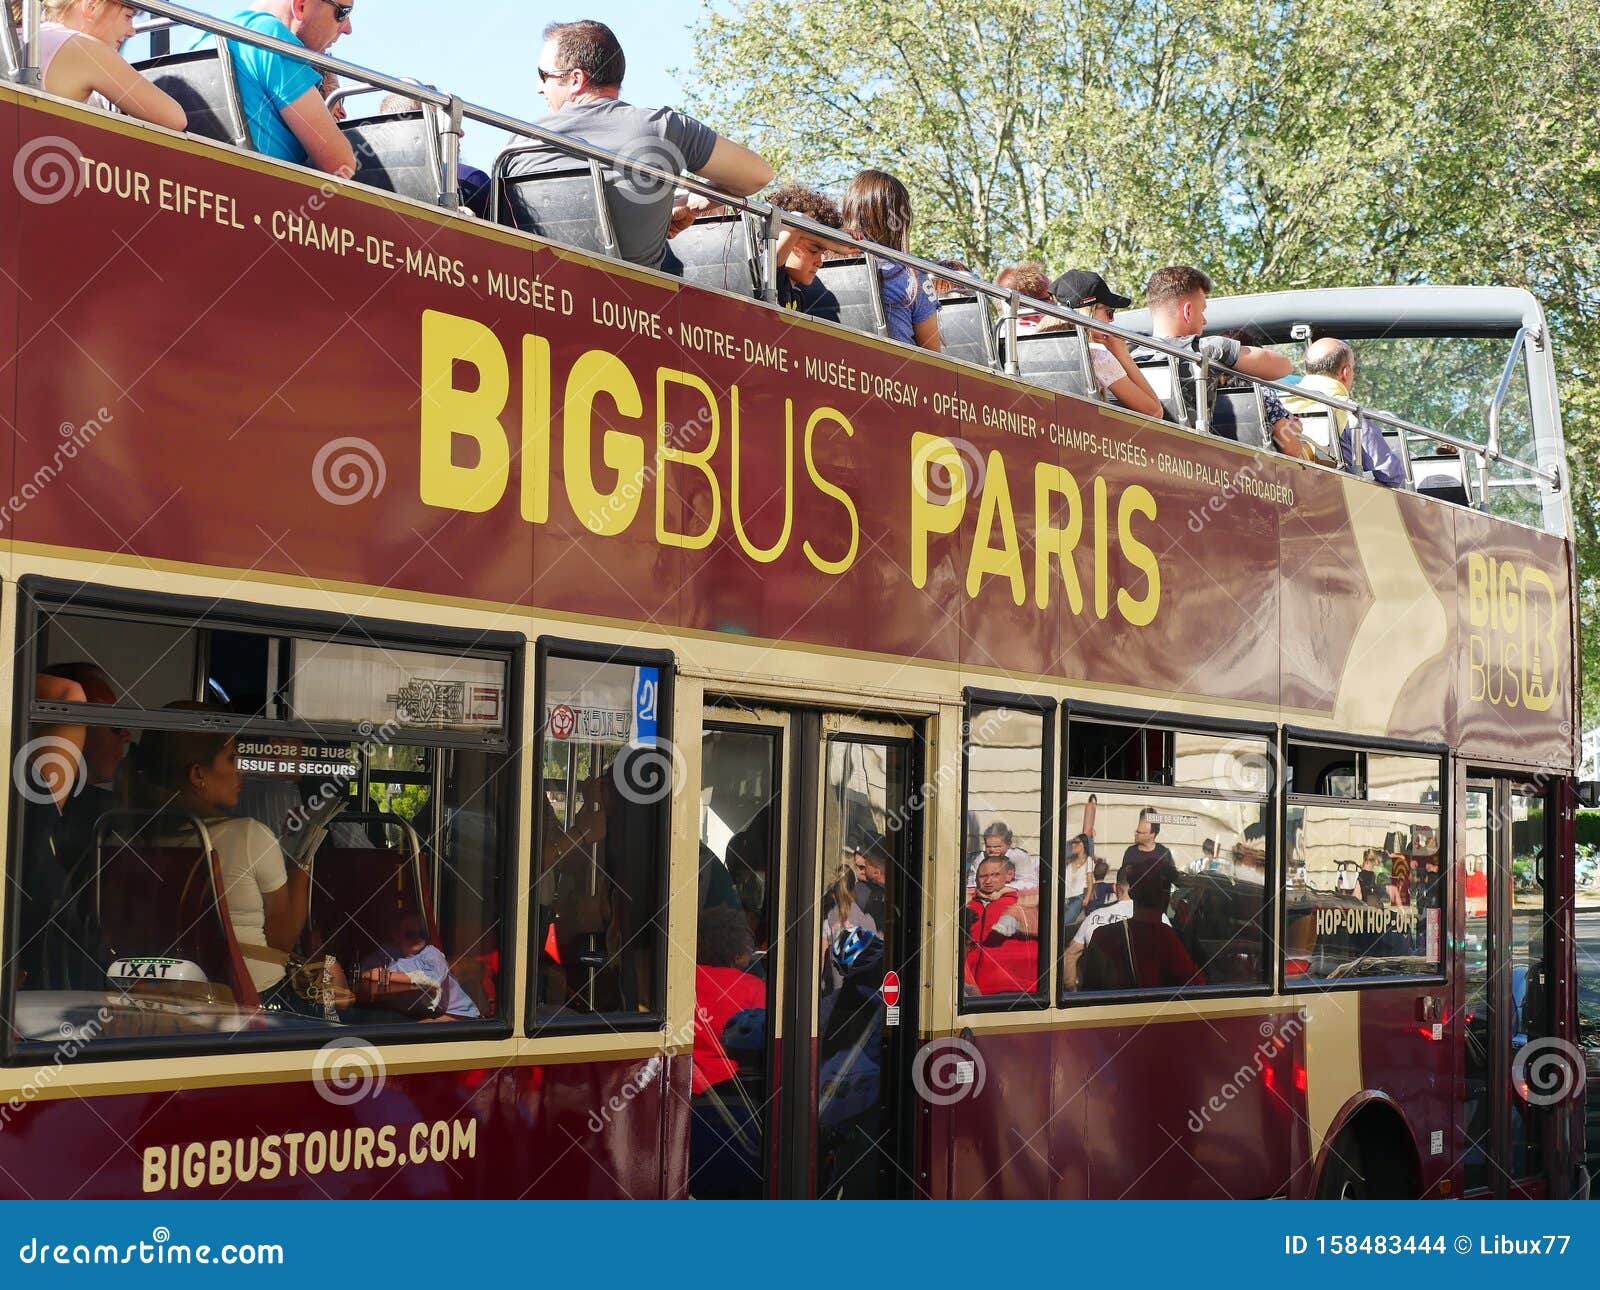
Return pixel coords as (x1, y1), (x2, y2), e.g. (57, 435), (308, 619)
(1051, 270), (1132, 311)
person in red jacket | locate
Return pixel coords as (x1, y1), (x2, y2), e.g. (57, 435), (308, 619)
(692, 906), (766, 1094)
(963, 857), (1039, 995)
(1082, 853), (1206, 991)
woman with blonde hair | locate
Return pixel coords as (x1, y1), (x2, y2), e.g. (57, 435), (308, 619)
(10, 0), (186, 129)
(842, 168), (941, 352)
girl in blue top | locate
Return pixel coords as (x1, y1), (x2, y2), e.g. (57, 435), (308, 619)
(843, 169), (941, 351)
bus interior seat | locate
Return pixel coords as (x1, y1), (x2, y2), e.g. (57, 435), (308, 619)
(1297, 408), (1336, 459)
(96, 822), (260, 1009)
(306, 830), (439, 976)
(1212, 386), (1267, 449)
(496, 162), (617, 259)
(0, 5), (20, 79)
(936, 296), (996, 368)
(811, 256), (887, 338)
(1015, 331), (1092, 398)
(1412, 453), (1472, 507)
(1137, 356), (1186, 424)
(659, 212), (758, 295)
(134, 48), (252, 149)
(340, 110), (445, 207)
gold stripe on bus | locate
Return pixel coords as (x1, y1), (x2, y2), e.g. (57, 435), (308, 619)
(938, 997), (1310, 1038)
(1301, 992), (1363, 1157)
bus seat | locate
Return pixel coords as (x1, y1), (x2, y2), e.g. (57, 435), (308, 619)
(1212, 387), (1267, 449)
(95, 819), (259, 1009)
(1015, 330), (1092, 398)
(936, 296), (996, 369)
(496, 162), (617, 259)
(134, 49), (252, 149)
(340, 111), (444, 206)
(0, 5), (20, 80)
(1137, 356), (1186, 424)
(811, 256), (886, 338)
(307, 829), (439, 974)
(1297, 408), (1336, 459)
(660, 212), (758, 294)
(1412, 453), (1472, 507)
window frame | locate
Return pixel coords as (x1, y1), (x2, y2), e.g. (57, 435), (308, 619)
(1279, 726), (1450, 993)
(526, 635), (676, 1037)
(1059, 701), (1278, 1008)
(4, 577), (522, 1067)
(957, 687), (1057, 1014)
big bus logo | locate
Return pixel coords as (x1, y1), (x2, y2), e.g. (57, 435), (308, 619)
(1465, 553), (1557, 712)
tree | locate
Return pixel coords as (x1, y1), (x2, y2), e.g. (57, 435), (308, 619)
(688, 0), (1600, 711)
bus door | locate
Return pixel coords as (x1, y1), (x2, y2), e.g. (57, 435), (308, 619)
(695, 706), (923, 1199)
(1461, 776), (1561, 1196)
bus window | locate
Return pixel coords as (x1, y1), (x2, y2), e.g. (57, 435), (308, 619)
(1283, 741), (1445, 983)
(7, 591), (512, 1052)
(1062, 712), (1272, 999)
(532, 649), (672, 1027)
(961, 700), (1051, 1004)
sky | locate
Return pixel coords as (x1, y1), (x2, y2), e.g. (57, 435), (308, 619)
(150, 1), (701, 168)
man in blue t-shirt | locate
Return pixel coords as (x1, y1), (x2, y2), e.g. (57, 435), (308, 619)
(201, 1), (356, 175)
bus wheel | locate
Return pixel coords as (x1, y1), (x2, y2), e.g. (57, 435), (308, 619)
(1317, 1136), (1367, 1198)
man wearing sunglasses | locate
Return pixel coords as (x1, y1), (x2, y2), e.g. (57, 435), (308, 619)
(507, 19), (772, 271)
(199, 0), (357, 176)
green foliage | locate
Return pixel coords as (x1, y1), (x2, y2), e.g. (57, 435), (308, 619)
(688, 0), (1600, 707)
(1578, 809), (1600, 850)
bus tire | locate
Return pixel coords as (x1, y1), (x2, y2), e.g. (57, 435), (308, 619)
(1316, 1107), (1418, 1199)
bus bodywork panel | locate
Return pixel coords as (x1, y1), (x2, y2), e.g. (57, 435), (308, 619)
(0, 1051), (684, 1199)
(0, 91), (1575, 766)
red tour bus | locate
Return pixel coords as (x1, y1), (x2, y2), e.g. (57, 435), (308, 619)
(0, 2), (1583, 1199)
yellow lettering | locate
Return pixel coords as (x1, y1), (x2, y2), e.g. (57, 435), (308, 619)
(419, 309), (510, 514)
(1467, 552), (1489, 627)
(965, 450), (1025, 604)
(910, 431), (967, 589)
(1116, 485), (1161, 627)
(803, 408), (858, 575)
(563, 349), (645, 536)
(1033, 463), (1084, 614)
(655, 368), (722, 550)
(730, 390), (793, 563)
(520, 333), (552, 523)
(1093, 476), (1109, 620)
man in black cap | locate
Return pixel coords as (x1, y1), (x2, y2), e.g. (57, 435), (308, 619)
(1050, 269), (1163, 419)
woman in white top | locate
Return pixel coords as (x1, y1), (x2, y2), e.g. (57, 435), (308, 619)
(12, 0), (186, 130)
(136, 707), (317, 1003)
(1049, 269), (1164, 420)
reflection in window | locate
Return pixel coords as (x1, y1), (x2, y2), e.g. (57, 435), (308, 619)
(534, 654), (668, 1023)
(961, 704), (1046, 1001)
(11, 607), (510, 1050)
(1061, 791), (1269, 993)
(691, 726), (778, 1198)
(1283, 801), (1444, 982)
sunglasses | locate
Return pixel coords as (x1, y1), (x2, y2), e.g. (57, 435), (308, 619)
(537, 66), (575, 83)
(322, 0), (354, 21)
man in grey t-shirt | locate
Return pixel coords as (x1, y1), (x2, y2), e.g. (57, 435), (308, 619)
(1132, 264), (1293, 429)
(506, 20), (773, 269)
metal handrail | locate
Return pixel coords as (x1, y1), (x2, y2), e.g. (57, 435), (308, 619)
(12, 0), (1563, 502)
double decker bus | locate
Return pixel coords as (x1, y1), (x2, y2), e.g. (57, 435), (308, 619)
(0, 1), (1582, 1200)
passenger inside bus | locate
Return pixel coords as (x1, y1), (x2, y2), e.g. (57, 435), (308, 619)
(1081, 853), (1206, 991)
(765, 182), (845, 317)
(357, 906), (480, 1020)
(842, 169), (941, 351)
(1284, 338), (1407, 487)
(963, 856), (1039, 995)
(1048, 269), (1165, 420)
(964, 820), (1039, 890)
(12, 0), (186, 129)
(688, 905), (765, 1197)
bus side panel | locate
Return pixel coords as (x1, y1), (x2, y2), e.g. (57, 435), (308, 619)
(5, 100), (540, 608)
(1070, 1013), (1302, 1198)
(1359, 988), (1453, 1193)
(0, 1058), (668, 1199)
(0, 93), (17, 544)
(943, 1030), (1057, 1199)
